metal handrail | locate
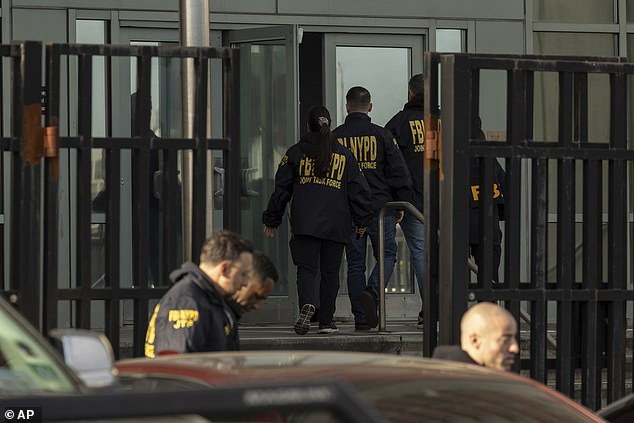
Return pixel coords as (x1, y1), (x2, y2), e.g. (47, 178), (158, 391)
(378, 201), (424, 331)
(467, 259), (557, 349)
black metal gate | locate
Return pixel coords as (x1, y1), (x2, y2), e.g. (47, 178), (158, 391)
(425, 52), (634, 409)
(1, 41), (241, 358)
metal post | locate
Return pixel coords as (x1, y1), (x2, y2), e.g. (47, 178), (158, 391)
(179, 0), (209, 261)
(378, 201), (425, 332)
(378, 208), (386, 331)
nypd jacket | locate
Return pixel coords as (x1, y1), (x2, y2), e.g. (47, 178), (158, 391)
(262, 132), (372, 244)
(333, 113), (413, 214)
(385, 94), (426, 211)
(144, 262), (239, 357)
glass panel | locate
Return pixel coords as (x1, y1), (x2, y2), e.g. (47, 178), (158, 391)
(77, 20), (108, 290)
(534, 0), (615, 23)
(436, 29), (466, 112)
(534, 33), (616, 238)
(130, 42), (183, 286)
(335, 46), (409, 127)
(629, 0), (634, 22)
(238, 43), (290, 296)
(436, 29), (465, 52)
(76, 20), (108, 205)
(0, 306), (76, 395)
(335, 46), (413, 294)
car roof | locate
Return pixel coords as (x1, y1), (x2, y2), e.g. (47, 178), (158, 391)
(117, 351), (603, 423)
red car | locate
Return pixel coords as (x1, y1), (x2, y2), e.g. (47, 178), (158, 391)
(116, 351), (604, 423)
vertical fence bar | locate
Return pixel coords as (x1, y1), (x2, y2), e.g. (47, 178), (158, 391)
(576, 71), (601, 409)
(423, 53), (440, 356)
(105, 49), (122, 356)
(132, 53), (152, 357)
(162, 147), (179, 284)
(477, 157), (494, 289)
(556, 71), (575, 396)
(506, 68), (525, 373)
(607, 72), (627, 402)
(76, 54), (93, 329)
(438, 54), (471, 344)
(191, 54), (208, 256)
(43, 44), (61, 333)
(530, 158), (548, 383)
(12, 42), (43, 327)
(222, 48), (241, 232)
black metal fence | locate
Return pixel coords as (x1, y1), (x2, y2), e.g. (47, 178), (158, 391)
(425, 52), (634, 409)
(1, 41), (241, 358)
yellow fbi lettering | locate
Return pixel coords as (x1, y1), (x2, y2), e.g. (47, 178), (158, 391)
(409, 119), (425, 152)
(168, 309), (199, 329)
(337, 136), (377, 164)
(471, 183), (503, 202)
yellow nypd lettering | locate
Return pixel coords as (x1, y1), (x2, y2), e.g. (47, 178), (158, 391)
(337, 136), (377, 169)
(168, 309), (199, 329)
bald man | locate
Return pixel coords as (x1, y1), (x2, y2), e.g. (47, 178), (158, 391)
(433, 302), (519, 371)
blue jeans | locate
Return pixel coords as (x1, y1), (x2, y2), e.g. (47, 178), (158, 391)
(346, 214), (397, 324)
(399, 211), (425, 305)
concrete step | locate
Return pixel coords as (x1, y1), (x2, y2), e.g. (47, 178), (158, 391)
(239, 321), (425, 356)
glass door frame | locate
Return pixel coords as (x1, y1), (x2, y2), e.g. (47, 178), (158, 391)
(226, 25), (300, 324)
(324, 32), (427, 322)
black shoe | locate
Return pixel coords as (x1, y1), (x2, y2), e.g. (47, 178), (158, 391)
(355, 323), (371, 331)
(361, 290), (378, 329)
(294, 304), (315, 335)
(417, 310), (424, 327)
(310, 308), (320, 323)
(317, 322), (339, 334)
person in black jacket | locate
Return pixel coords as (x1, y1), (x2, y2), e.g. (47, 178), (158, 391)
(470, 124), (506, 283)
(333, 87), (413, 330)
(385, 74), (427, 326)
(144, 230), (253, 357)
(263, 106), (372, 335)
(432, 302), (518, 371)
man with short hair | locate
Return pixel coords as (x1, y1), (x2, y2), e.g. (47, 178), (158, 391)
(385, 74), (427, 326)
(225, 251), (278, 350)
(333, 86), (412, 330)
(233, 251), (278, 314)
(432, 302), (519, 371)
(144, 230), (253, 357)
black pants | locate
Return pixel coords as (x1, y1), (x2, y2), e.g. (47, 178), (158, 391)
(470, 244), (501, 283)
(290, 235), (345, 325)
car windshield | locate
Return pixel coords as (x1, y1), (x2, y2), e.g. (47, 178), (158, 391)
(0, 304), (77, 396)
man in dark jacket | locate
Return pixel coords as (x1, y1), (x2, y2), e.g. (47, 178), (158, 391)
(385, 74), (427, 326)
(333, 87), (413, 330)
(144, 231), (253, 357)
(432, 302), (518, 371)
(469, 125), (506, 283)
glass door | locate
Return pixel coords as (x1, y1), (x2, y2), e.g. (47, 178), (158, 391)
(324, 33), (425, 323)
(226, 25), (300, 324)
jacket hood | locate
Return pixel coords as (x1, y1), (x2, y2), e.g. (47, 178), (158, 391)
(169, 261), (222, 302)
